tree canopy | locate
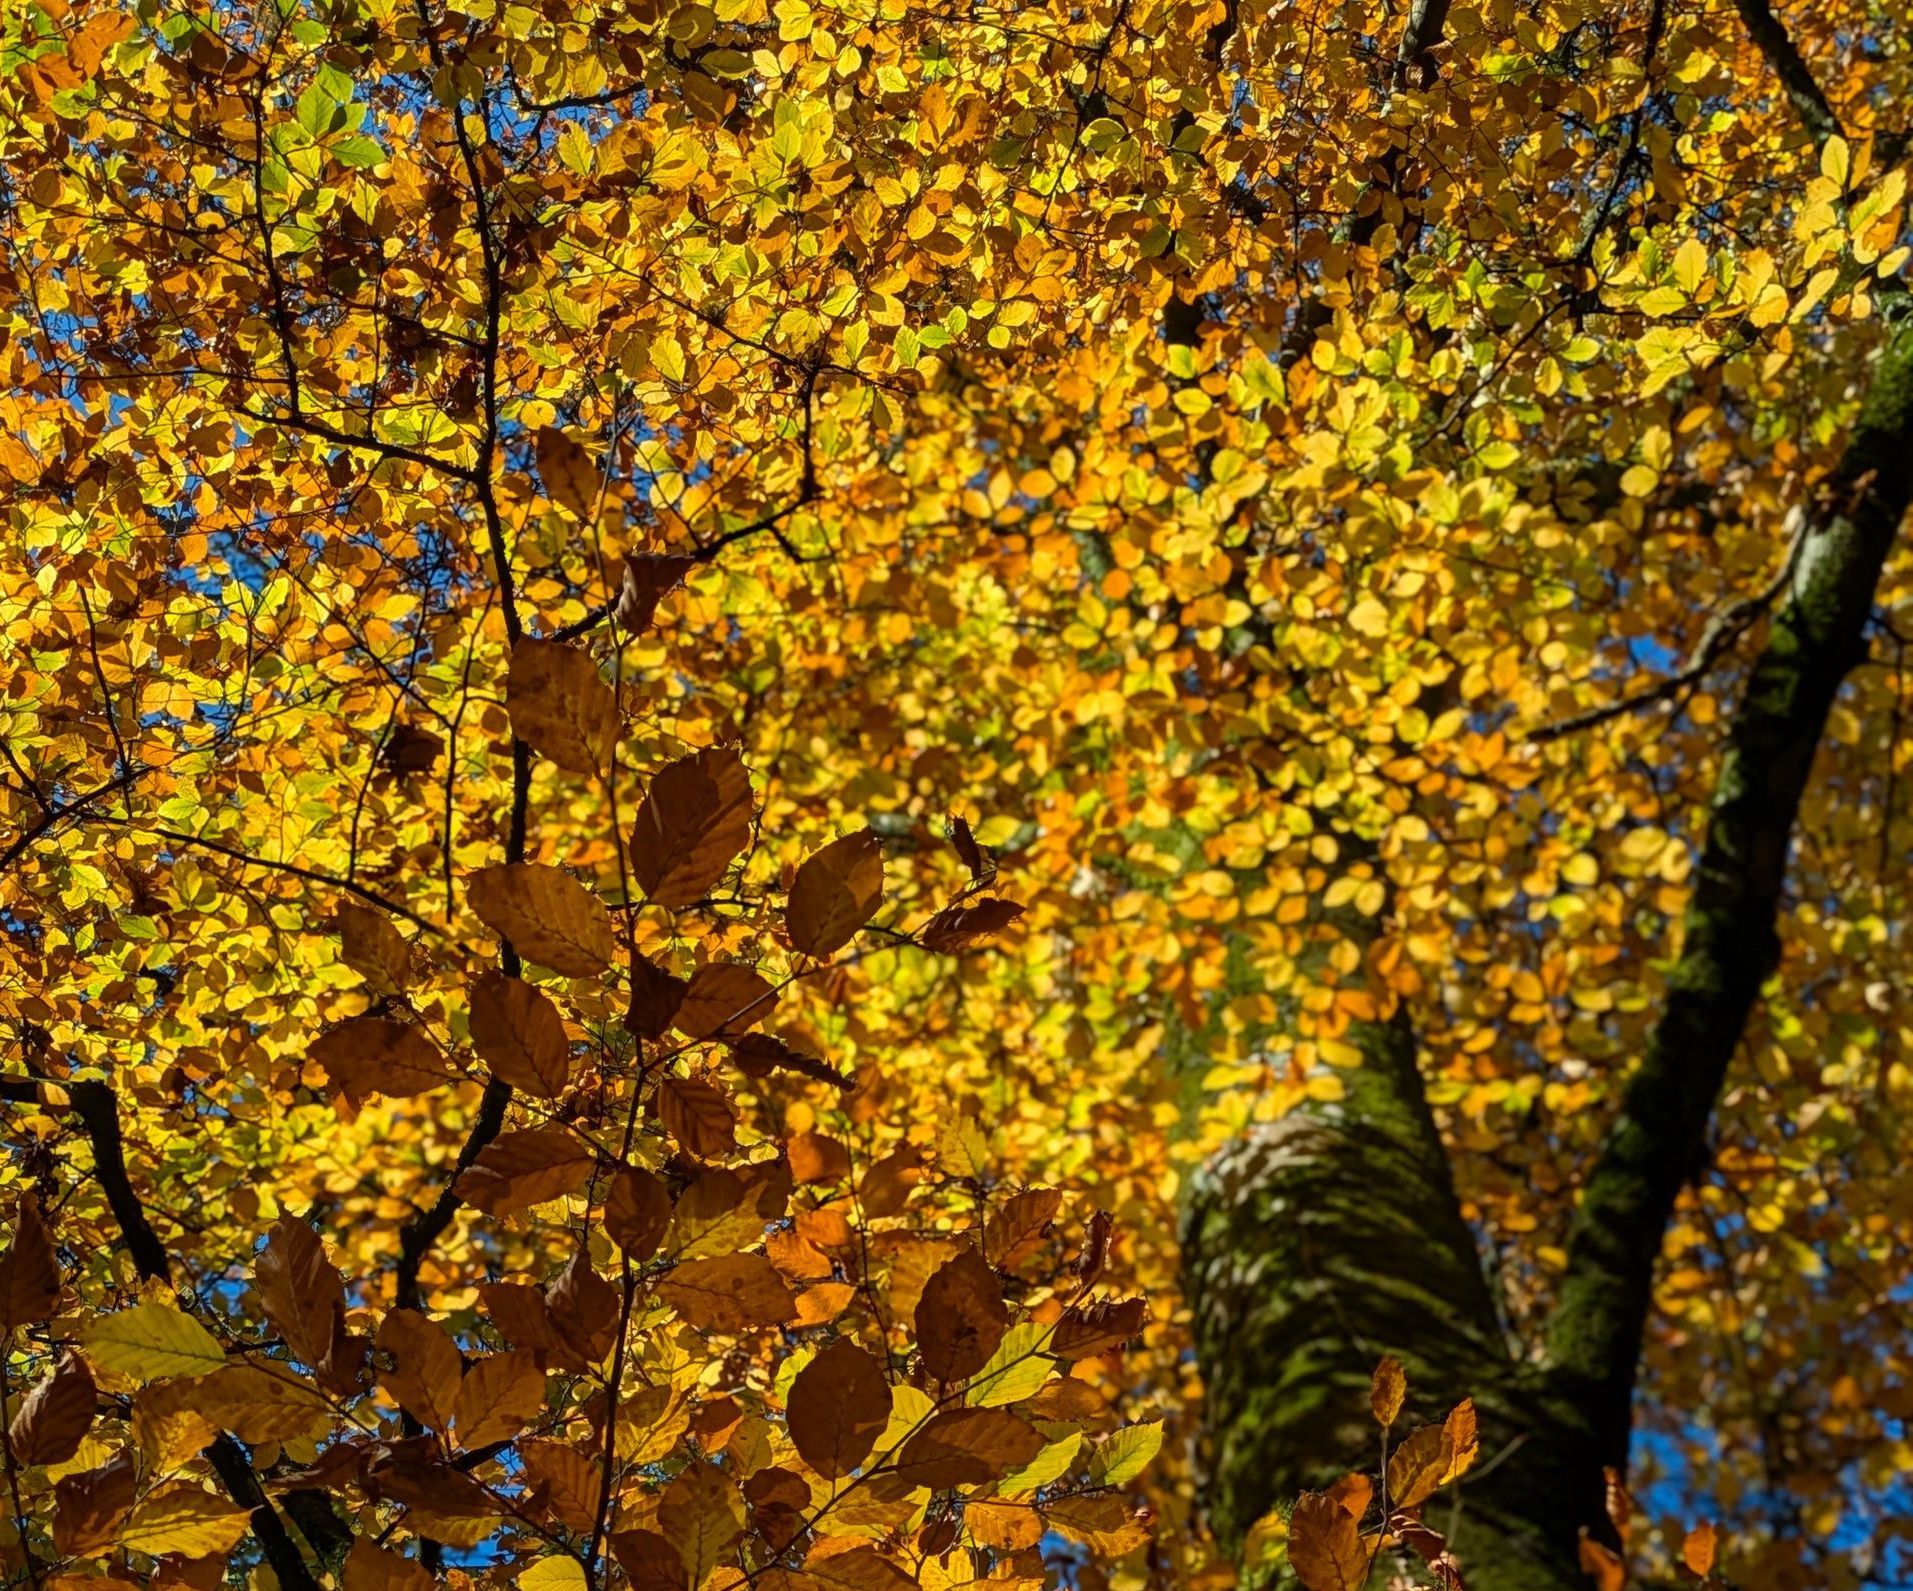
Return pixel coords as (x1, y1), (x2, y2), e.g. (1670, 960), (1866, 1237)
(1, 0), (1911, 1586)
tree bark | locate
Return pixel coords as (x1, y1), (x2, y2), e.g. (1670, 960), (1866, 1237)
(1183, 997), (1598, 1591)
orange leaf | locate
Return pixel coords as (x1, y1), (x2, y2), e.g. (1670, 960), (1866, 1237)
(1287, 1491), (1376, 1591)
(1370, 1356), (1406, 1427)
(1682, 1521), (1718, 1578)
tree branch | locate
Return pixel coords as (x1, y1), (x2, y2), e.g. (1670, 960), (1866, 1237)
(3, 1075), (322, 1591)
(1544, 314), (1913, 1483)
(1731, 0), (1844, 148)
(1532, 512), (1807, 742)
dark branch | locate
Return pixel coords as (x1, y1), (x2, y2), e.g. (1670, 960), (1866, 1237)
(1544, 306), (1913, 1484)
(1731, 0), (1844, 148)
(3, 1076), (322, 1591)
(1532, 513), (1805, 741)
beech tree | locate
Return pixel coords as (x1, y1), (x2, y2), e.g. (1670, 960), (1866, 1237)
(1, 0), (1910, 1587)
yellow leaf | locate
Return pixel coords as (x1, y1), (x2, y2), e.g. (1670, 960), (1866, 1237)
(1821, 135), (1849, 188)
(117, 1482), (251, 1557)
(1370, 1356), (1405, 1426)
(81, 1304), (225, 1383)
(519, 1559), (589, 1591)
(1346, 597), (1389, 638)
(1672, 236), (1709, 293)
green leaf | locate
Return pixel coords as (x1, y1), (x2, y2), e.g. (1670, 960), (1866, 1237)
(969, 1322), (1053, 1407)
(1089, 1420), (1163, 1487)
(332, 135), (385, 169)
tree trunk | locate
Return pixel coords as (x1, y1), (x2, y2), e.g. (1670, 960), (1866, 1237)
(1182, 1005), (1597, 1591)
(1184, 307), (1913, 1588)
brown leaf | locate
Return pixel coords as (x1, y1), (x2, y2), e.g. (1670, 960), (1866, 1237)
(457, 1125), (596, 1215)
(787, 830), (885, 957)
(535, 426), (605, 518)
(481, 1281), (565, 1360)
(549, 1251), (622, 1363)
(312, 1017), (452, 1098)
(1370, 1356), (1406, 1427)
(605, 1166), (673, 1261)
(859, 1148), (922, 1218)
(53, 1452), (138, 1558)
(376, 1310), (462, 1432)
(915, 1247), (1008, 1384)
(1393, 1514), (1465, 1590)
(611, 1528), (692, 1591)
(467, 863), (615, 977)
(745, 1465), (809, 1551)
(675, 961), (778, 1039)
(256, 1216), (347, 1373)
(1042, 1492), (1154, 1554)
(1051, 1296), (1146, 1361)
(451, 1351), (545, 1449)
(367, 1443), (498, 1520)
(984, 1188), (1061, 1268)
(9, 1352), (95, 1465)
(615, 552), (694, 635)
(343, 1538), (436, 1591)
(520, 1437), (604, 1532)
(658, 1253), (795, 1332)
(0, 1194), (59, 1330)
(335, 904), (413, 992)
(382, 723), (443, 774)
(1287, 1490), (1376, 1591)
(805, 1546), (919, 1591)
(895, 1406), (1045, 1489)
(507, 637), (618, 776)
(919, 897), (1024, 953)
(729, 1032), (846, 1086)
(469, 971), (572, 1098)
(625, 953), (689, 1040)
(656, 1073), (738, 1158)
(1386, 1422), (1451, 1510)
(787, 1339), (889, 1479)
(658, 1461), (745, 1583)
(628, 747), (755, 907)
(948, 814), (991, 883)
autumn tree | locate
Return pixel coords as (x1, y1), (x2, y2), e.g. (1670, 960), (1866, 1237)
(2, 0), (1912, 1588)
